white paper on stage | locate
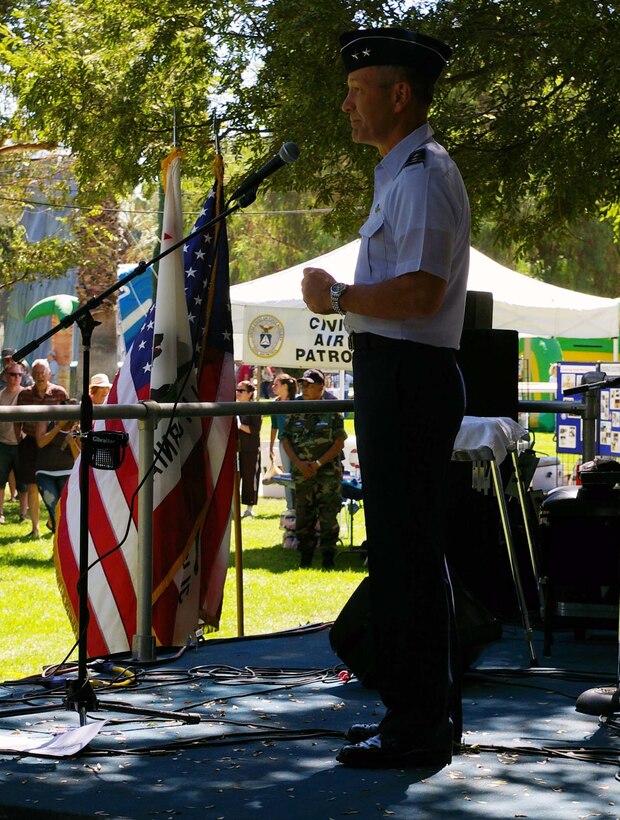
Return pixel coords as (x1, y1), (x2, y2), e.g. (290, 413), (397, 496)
(452, 416), (528, 465)
(0, 719), (108, 757)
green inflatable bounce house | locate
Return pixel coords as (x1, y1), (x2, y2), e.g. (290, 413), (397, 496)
(519, 337), (562, 432)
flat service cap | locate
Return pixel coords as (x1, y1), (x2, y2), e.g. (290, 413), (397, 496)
(340, 27), (452, 83)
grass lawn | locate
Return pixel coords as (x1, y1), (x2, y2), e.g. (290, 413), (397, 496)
(0, 509), (75, 683)
(0, 493), (367, 683)
(0, 426), (566, 683)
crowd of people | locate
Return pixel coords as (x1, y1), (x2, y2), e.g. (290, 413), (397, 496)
(4, 349), (345, 549)
(0, 346), (112, 535)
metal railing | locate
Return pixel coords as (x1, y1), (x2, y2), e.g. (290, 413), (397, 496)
(0, 394), (596, 660)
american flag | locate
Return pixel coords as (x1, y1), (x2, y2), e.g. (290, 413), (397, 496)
(55, 151), (236, 655)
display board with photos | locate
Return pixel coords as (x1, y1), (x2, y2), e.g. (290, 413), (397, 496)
(556, 361), (620, 456)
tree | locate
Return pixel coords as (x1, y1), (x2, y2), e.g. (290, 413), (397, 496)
(0, 147), (81, 286)
(227, 190), (355, 284)
(235, 0), (620, 258)
(436, 0), (620, 259)
(1, 0), (619, 292)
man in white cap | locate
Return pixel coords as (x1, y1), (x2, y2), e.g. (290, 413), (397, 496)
(302, 27), (470, 768)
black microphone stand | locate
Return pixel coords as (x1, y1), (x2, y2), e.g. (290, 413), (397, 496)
(3, 191), (257, 725)
(562, 375), (620, 720)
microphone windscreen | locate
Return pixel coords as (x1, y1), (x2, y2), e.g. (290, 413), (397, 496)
(280, 142), (300, 164)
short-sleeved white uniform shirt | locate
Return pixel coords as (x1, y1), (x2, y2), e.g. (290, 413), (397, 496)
(344, 122), (470, 349)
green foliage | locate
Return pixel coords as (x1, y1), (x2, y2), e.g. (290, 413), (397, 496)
(1, 0), (619, 291)
(436, 0), (620, 252)
(0, 224), (79, 287)
(0, 149), (127, 292)
(0, 151), (78, 286)
(2, 0), (222, 195)
(228, 190), (355, 284)
(528, 216), (620, 296)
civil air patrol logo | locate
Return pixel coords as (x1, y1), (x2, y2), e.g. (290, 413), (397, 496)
(247, 314), (285, 359)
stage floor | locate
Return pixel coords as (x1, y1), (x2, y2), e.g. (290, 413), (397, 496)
(0, 622), (618, 820)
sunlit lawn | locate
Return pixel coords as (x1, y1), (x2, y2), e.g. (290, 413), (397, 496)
(0, 492), (367, 683)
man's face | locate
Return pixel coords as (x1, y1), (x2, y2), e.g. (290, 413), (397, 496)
(32, 363), (50, 390)
(300, 381), (323, 400)
(341, 66), (398, 153)
(3, 367), (22, 390)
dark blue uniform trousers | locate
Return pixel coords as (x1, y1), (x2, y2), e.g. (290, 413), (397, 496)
(353, 339), (465, 742)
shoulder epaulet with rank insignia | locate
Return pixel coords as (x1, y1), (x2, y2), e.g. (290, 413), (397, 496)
(402, 148), (426, 169)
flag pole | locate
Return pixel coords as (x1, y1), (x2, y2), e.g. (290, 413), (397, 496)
(212, 114), (244, 637)
(133, 406), (157, 661)
(233, 451), (245, 636)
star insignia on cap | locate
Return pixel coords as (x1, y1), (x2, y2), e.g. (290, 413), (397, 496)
(362, 48), (370, 56)
(352, 51), (359, 60)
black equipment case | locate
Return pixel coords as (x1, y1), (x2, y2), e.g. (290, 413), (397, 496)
(539, 471), (620, 655)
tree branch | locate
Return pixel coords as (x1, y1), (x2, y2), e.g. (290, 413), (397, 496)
(0, 142), (58, 155)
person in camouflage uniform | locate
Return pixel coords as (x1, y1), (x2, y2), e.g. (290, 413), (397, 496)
(281, 368), (347, 569)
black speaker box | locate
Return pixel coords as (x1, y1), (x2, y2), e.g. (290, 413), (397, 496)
(457, 328), (519, 420)
(329, 575), (501, 688)
(463, 290), (494, 331)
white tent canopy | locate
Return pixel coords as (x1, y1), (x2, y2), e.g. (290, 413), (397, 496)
(230, 241), (620, 367)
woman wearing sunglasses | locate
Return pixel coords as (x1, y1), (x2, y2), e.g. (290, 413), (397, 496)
(236, 380), (262, 519)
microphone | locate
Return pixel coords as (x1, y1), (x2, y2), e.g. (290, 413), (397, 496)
(231, 142), (299, 201)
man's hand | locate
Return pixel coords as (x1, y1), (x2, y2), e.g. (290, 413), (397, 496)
(298, 460), (321, 481)
(302, 267), (336, 315)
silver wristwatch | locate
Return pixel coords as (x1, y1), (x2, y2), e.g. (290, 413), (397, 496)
(330, 282), (348, 315)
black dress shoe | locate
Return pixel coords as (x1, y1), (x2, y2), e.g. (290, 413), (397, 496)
(337, 732), (452, 770)
(299, 553), (313, 568)
(345, 722), (380, 743)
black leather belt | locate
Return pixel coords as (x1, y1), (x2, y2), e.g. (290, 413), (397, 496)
(349, 332), (418, 351)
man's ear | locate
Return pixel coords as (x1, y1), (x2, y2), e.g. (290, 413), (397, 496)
(392, 81), (411, 112)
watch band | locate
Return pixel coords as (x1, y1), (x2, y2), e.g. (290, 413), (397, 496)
(330, 283), (348, 315)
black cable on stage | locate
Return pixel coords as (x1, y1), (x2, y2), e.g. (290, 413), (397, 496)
(196, 621), (332, 646)
(468, 742), (620, 767)
(0, 662), (349, 729)
(463, 666), (618, 701)
(80, 727), (348, 757)
(4, 661), (620, 764)
(187, 663), (345, 685)
(0, 645), (192, 705)
(466, 666), (617, 683)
